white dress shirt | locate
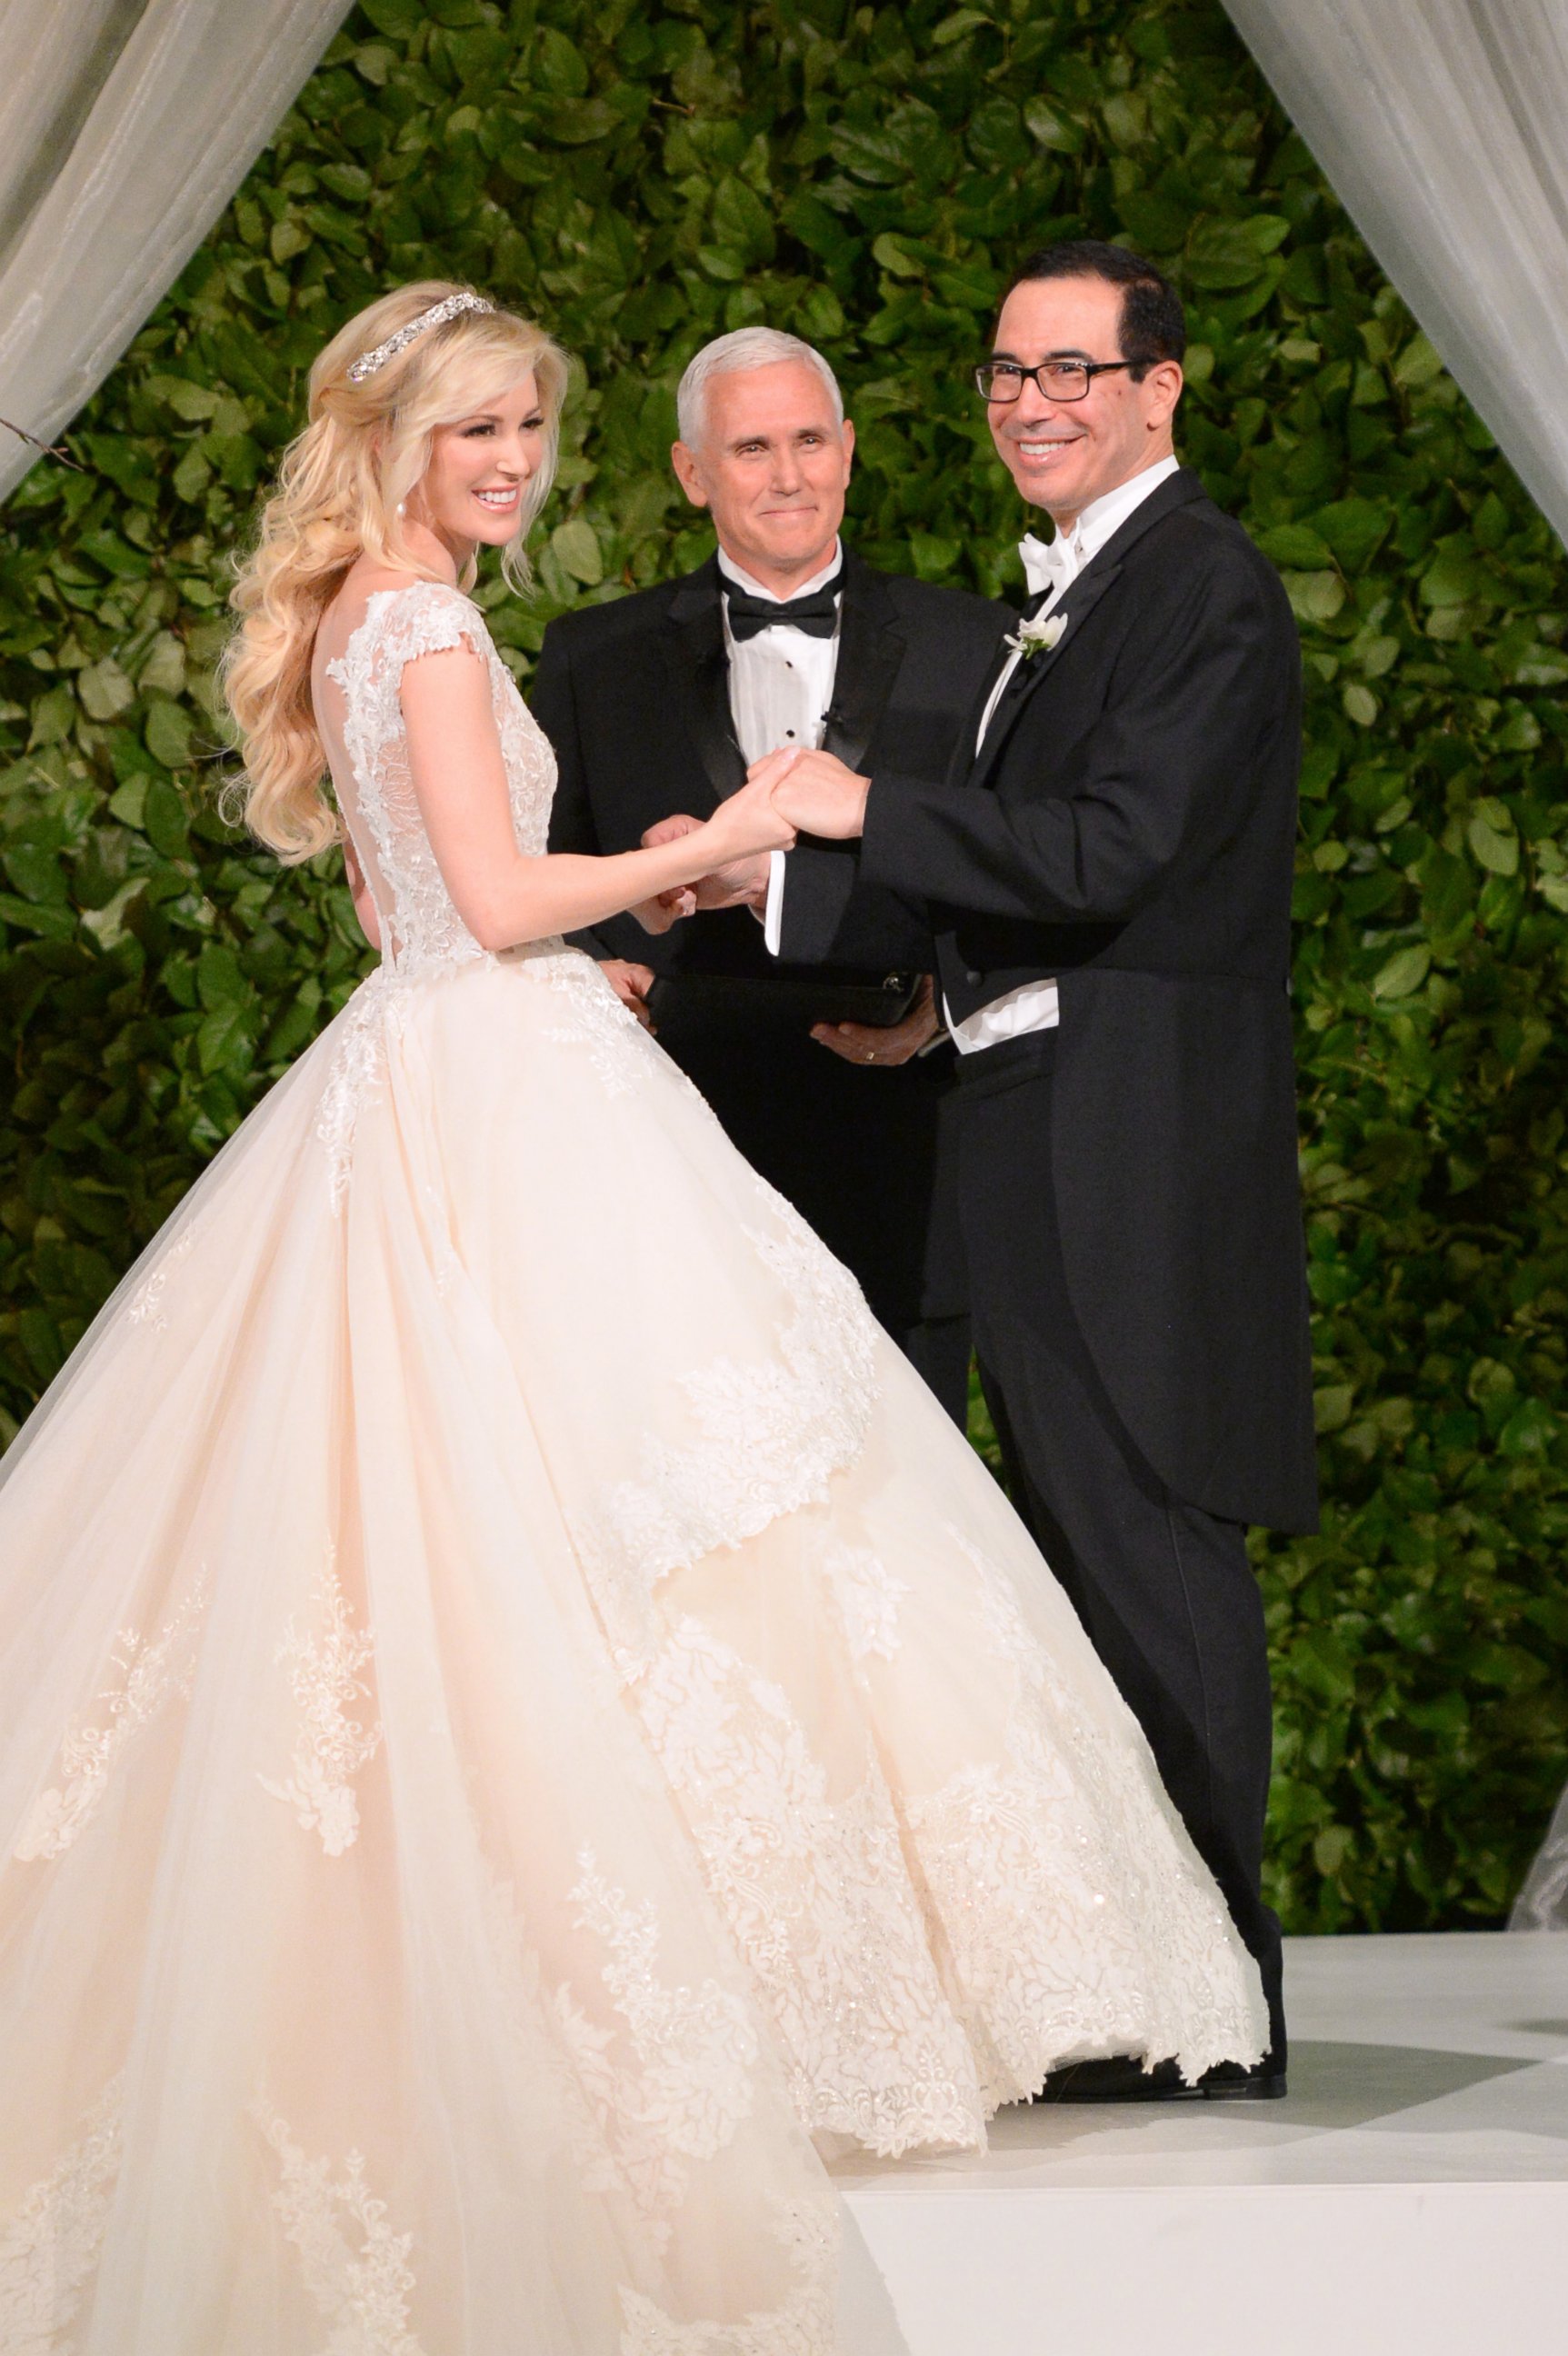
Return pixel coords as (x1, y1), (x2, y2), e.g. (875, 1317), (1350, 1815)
(713, 543), (844, 958)
(947, 454), (1181, 1054)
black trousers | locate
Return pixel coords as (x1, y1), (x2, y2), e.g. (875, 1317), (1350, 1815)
(896, 1313), (973, 1433)
(954, 1033), (1285, 2059)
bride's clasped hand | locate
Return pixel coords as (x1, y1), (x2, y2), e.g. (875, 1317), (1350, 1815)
(630, 775), (796, 933)
(0, 280), (1267, 2355)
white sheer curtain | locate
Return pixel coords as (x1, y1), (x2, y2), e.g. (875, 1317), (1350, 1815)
(0, 0), (353, 502)
(1513, 1792), (1568, 1931)
(1221, 1), (1568, 552)
(1222, 0), (1568, 1928)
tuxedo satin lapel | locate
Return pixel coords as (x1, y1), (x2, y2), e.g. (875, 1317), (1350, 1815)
(972, 560), (1123, 787)
(823, 563), (904, 772)
(663, 563), (745, 810)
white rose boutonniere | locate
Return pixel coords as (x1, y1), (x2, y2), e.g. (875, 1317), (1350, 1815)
(1004, 610), (1068, 661)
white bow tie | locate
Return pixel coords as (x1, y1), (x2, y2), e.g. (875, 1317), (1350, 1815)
(1019, 530), (1081, 603)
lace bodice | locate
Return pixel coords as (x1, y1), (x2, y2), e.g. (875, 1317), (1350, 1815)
(320, 581), (556, 976)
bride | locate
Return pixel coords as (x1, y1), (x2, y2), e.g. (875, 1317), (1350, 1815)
(0, 282), (1266, 2353)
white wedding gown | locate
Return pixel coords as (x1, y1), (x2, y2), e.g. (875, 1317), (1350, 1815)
(0, 581), (1266, 2354)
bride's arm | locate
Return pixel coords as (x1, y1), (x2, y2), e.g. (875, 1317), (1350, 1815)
(401, 643), (793, 952)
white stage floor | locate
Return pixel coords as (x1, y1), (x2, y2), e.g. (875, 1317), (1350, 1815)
(838, 1933), (1568, 2355)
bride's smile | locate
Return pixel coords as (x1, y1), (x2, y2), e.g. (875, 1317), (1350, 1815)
(413, 375), (544, 562)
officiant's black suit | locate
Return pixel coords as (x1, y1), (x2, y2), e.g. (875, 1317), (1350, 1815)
(532, 549), (1005, 1423)
(834, 468), (1317, 2052)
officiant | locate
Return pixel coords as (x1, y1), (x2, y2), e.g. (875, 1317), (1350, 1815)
(533, 327), (1004, 1424)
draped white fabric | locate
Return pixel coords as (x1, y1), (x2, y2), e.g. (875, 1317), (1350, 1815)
(0, 0), (353, 502)
(1221, 0), (1568, 552)
(1513, 1790), (1568, 1932)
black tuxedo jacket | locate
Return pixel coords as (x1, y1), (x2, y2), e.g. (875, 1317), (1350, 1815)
(859, 469), (1319, 1532)
(532, 549), (1006, 1330)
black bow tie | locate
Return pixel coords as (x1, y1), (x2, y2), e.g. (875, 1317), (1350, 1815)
(724, 568), (844, 642)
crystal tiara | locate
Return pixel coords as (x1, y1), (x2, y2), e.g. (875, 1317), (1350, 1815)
(346, 292), (494, 384)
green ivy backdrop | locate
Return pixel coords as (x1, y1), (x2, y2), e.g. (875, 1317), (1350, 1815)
(2, 0), (1565, 1932)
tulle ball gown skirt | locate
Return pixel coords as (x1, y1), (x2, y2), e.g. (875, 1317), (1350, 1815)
(0, 944), (1266, 2352)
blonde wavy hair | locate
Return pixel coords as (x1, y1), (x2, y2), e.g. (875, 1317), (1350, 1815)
(222, 283), (569, 862)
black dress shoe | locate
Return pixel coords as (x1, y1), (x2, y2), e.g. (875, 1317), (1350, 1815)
(1034, 2054), (1287, 2104)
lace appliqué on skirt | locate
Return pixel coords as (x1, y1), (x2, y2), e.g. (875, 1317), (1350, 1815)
(316, 973), (414, 1217)
(904, 1525), (1265, 2093)
(0, 2081), (121, 2351)
(573, 1200), (881, 1680)
(534, 953), (658, 1099)
(635, 1619), (984, 2156)
(825, 1543), (907, 1663)
(253, 2101), (425, 2356)
(14, 1575), (209, 1862)
(617, 2196), (839, 2356)
(257, 1548), (383, 1858)
(552, 1853), (757, 2234)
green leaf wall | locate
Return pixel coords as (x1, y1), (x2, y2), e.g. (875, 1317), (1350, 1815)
(2, 0), (1564, 1930)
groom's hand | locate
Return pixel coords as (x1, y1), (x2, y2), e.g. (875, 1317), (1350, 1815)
(752, 747), (871, 840)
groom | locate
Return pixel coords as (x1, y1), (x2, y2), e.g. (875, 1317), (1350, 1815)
(761, 243), (1317, 2094)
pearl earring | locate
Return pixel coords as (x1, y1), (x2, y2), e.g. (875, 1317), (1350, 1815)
(395, 500), (406, 518)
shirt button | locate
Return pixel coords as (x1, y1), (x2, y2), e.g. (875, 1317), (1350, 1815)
(965, 969), (983, 985)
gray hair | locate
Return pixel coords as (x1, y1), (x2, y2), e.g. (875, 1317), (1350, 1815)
(675, 327), (844, 446)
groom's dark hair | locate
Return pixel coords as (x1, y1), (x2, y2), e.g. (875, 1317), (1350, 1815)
(1001, 241), (1185, 378)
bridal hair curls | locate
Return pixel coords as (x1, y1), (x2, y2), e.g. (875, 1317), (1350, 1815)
(222, 283), (568, 863)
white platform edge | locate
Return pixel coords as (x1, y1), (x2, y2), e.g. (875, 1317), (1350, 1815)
(844, 2177), (1567, 2356)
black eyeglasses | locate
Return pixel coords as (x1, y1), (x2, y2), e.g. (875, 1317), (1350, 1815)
(974, 358), (1134, 404)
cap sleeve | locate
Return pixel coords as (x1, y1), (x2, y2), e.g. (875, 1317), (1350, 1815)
(374, 580), (495, 683)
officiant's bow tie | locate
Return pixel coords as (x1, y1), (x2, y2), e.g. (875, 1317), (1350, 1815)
(724, 569), (844, 642)
(1019, 530), (1082, 616)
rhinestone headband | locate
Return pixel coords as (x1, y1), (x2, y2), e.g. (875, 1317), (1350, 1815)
(346, 292), (494, 385)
